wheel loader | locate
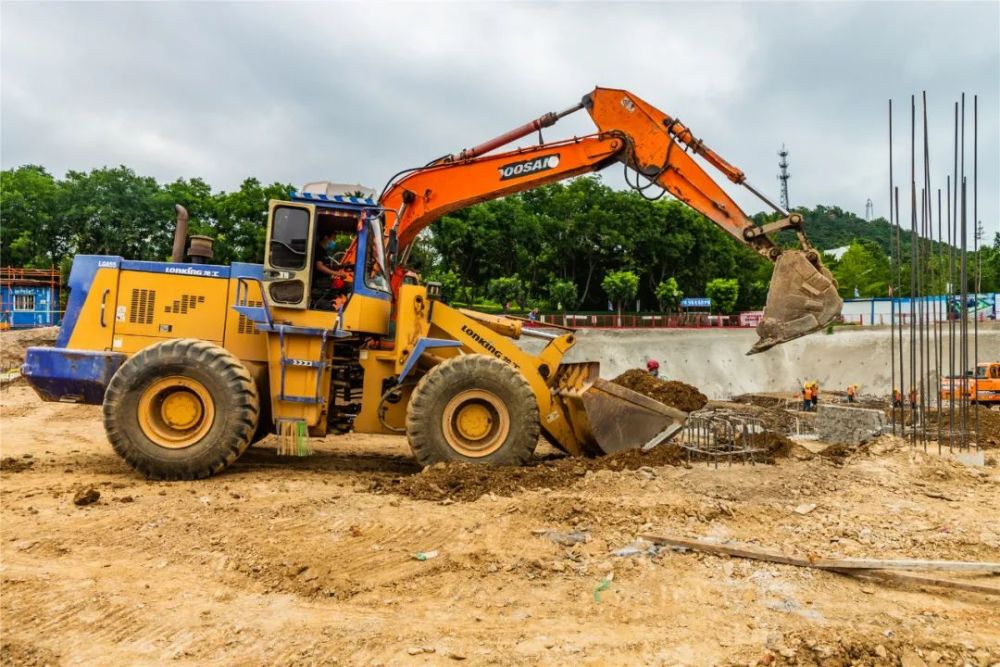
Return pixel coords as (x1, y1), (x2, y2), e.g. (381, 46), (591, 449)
(22, 87), (842, 479)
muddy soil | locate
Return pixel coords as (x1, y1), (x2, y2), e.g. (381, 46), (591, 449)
(612, 369), (708, 412)
(2, 383), (998, 665)
(370, 444), (686, 502)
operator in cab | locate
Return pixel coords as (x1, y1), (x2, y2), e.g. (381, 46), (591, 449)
(313, 231), (352, 311)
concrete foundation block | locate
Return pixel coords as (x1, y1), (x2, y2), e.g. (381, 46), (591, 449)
(816, 404), (886, 446)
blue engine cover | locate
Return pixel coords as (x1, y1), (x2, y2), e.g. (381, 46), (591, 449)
(22, 347), (126, 404)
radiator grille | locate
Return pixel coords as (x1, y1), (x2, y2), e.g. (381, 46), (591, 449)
(237, 300), (263, 335)
(128, 289), (156, 324)
(165, 294), (206, 315)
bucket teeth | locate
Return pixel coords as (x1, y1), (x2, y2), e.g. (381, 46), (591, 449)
(750, 250), (843, 354)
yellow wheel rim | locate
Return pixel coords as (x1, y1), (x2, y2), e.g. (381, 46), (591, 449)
(442, 389), (510, 457)
(138, 376), (215, 449)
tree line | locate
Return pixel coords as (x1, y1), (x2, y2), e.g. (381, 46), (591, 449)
(2, 165), (997, 314)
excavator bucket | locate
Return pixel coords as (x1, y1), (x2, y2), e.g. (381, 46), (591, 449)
(550, 362), (687, 456)
(750, 250), (843, 355)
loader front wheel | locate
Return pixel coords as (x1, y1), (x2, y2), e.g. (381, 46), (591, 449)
(103, 339), (259, 480)
(406, 355), (539, 466)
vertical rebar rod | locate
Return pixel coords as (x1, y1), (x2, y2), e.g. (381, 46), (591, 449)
(960, 93), (967, 451)
(921, 91), (931, 449)
(918, 187), (927, 448)
(972, 94), (978, 450)
(950, 101), (958, 451)
(888, 99), (897, 435)
(959, 178), (969, 450)
(936, 186), (943, 452)
(909, 95), (918, 448)
(895, 186), (904, 438)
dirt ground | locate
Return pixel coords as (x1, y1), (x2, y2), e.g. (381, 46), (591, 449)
(2, 383), (999, 666)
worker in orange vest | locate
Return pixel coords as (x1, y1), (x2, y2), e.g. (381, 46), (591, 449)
(847, 384), (857, 403)
(892, 388), (902, 408)
(908, 388), (918, 411)
(802, 384), (812, 412)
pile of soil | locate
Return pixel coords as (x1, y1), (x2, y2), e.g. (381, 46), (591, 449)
(369, 444), (686, 502)
(757, 432), (796, 460)
(0, 326), (59, 371)
(611, 369), (708, 413)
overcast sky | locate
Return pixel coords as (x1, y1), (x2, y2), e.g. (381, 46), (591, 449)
(3, 1), (998, 238)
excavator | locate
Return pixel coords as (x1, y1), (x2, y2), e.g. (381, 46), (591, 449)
(22, 87), (842, 480)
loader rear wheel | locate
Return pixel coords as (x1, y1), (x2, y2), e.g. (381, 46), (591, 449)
(103, 339), (259, 480)
(406, 355), (539, 466)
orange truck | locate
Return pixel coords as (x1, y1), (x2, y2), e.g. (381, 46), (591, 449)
(940, 362), (1000, 408)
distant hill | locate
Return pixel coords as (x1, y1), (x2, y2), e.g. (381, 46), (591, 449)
(768, 204), (950, 256)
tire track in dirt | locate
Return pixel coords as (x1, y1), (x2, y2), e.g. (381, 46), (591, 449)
(222, 517), (461, 600)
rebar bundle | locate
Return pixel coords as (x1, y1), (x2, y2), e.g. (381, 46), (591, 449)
(887, 92), (981, 452)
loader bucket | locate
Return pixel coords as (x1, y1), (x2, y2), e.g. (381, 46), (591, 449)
(551, 362), (688, 456)
(749, 250), (843, 355)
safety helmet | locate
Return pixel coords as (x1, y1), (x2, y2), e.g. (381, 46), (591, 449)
(646, 359), (660, 371)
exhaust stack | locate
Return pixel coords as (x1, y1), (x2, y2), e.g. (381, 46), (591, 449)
(171, 205), (188, 263)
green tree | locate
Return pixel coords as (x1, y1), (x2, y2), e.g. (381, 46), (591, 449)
(654, 277), (683, 312)
(706, 278), (739, 314)
(602, 269), (639, 324)
(547, 278), (578, 315)
(426, 268), (462, 303)
(0, 165), (65, 267)
(832, 239), (891, 298)
(487, 275), (525, 311)
(59, 166), (170, 260)
(212, 178), (293, 263)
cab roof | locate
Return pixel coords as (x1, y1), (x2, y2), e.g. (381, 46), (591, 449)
(288, 190), (380, 214)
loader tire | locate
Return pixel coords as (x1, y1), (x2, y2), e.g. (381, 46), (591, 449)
(406, 354), (539, 467)
(103, 339), (259, 480)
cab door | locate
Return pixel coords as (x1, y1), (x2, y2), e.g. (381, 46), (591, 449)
(263, 201), (316, 309)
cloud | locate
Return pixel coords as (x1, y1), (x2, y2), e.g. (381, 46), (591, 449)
(2, 1), (997, 238)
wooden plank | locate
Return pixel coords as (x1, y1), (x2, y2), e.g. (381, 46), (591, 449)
(640, 534), (1000, 573)
(834, 569), (1000, 596)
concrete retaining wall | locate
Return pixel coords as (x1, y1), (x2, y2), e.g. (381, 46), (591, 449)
(520, 323), (999, 400)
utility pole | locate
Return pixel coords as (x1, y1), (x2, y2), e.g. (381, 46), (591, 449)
(777, 144), (790, 210)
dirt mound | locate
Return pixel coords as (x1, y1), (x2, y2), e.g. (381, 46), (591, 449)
(757, 432), (795, 461)
(370, 444), (686, 502)
(755, 629), (992, 667)
(0, 456), (35, 473)
(0, 326), (59, 371)
(611, 369), (707, 412)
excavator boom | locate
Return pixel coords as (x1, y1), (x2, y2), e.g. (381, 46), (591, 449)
(379, 87), (842, 353)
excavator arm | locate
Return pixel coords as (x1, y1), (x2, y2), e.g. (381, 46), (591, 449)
(376, 87), (842, 353)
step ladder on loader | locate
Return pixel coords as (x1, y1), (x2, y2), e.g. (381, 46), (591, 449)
(234, 278), (350, 455)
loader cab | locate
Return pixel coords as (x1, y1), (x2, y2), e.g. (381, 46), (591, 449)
(263, 190), (391, 334)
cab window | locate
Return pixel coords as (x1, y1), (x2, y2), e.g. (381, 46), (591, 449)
(270, 206), (310, 270)
(364, 219), (391, 293)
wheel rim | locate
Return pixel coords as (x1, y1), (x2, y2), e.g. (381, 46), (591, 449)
(137, 376), (215, 449)
(442, 389), (510, 457)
